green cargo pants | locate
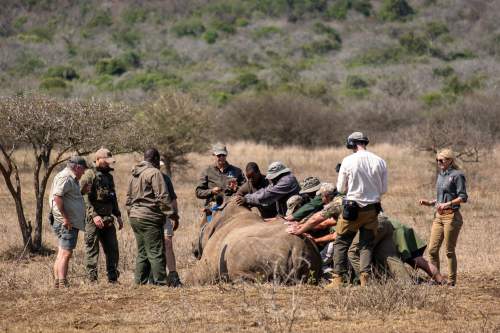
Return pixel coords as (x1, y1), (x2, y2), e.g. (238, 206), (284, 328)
(333, 206), (378, 277)
(129, 217), (167, 285)
(348, 218), (412, 283)
(85, 218), (119, 282)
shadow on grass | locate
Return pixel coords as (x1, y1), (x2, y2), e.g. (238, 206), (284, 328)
(0, 243), (56, 262)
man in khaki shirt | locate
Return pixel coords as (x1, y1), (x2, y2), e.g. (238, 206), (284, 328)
(49, 156), (88, 288)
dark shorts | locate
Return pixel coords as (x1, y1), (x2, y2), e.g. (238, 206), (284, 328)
(52, 221), (79, 250)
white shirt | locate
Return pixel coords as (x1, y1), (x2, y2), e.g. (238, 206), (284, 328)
(336, 150), (387, 207)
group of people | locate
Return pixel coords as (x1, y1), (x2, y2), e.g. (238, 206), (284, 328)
(49, 147), (181, 287)
(196, 133), (467, 287)
(48, 130), (467, 288)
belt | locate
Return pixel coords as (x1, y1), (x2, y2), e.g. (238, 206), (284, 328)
(438, 208), (456, 215)
(358, 203), (379, 212)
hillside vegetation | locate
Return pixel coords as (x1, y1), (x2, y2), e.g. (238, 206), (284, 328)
(1, 0), (499, 147)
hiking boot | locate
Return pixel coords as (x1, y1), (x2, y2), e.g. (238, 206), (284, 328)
(324, 274), (344, 289)
(359, 272), (370, 287)
(167, 271), (182, 288)
(54, 278), (60, 289)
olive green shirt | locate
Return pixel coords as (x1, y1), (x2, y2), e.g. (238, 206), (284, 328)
(80, 165), (121, 220)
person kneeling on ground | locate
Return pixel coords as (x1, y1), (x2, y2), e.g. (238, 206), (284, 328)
(235, 161), (300, 217)
(237, 162), (277, 218)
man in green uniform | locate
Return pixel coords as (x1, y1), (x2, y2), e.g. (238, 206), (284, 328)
(196, 143), (245, 219)
(80, 148), (123, 283)
(126, 148), (177, 285)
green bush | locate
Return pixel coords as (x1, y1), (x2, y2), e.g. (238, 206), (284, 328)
(45, 66), (79, 80)
(13, 16), (28, 30)
(399, 32), (429, 55)
(379, 0), (414, 21)
(18, 25), (54, 43)
(432, 66), (454, 78)
(442, 75), (475, 95)
(39, 77), (68, 90)
(122, 7), (148, 25)
(116, 72), (182, 91)
(352, 0), (372, 16)
(302, 39), (341, 56)
(236, 72), (260, 90)
(121, 51), (141, 68)
(87, 9), (113, 28)
(211, 19), (236, 34)
(13, 52), (45, 76)
(82, 49), (111, 65)
(425, 21), (449, 40)
(421, 91), (448, 107)
(235, 18), (250, 27)
(172, 19), (206, 37)
(346, 75), (369, 89)
(347, 46), (404, 67)
(204, 30), (218, 44)
(112, 28), (141, 48)
(313, 22), (341, 43)
(160, 48), (189, 66)
(90, 74), (114, 90)
(251, 26), (282, 39)
(96, 58), (127, 76)
(325, 0), (350, 20)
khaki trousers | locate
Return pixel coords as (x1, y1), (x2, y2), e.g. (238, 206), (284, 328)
(427, 211), (463, 284)
(333, 207), (378, 276)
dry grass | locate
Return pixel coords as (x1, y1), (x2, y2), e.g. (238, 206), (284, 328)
(0, 142), (499, 332)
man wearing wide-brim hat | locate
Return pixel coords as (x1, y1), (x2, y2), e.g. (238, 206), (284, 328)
(80, 147), (123, 283)
(235, 161), (300, 216)
(285, 176), (327, 222)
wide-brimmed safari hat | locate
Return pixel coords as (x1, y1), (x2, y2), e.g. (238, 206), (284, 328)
(299, 176), (322, 194)
(266, 161), (290, 180)
(286, 195), (303, 216)
(212, 143), (228, 156)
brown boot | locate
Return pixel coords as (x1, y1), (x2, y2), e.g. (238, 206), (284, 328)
(54, 278), (60, 289)
(324, 274), (344, 289)
(359, 272), (370, 287)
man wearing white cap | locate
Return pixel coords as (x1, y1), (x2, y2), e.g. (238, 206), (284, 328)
(236, 161), (300, 216)
(330, 132), (387, 288)
(80, 148), (123, 283)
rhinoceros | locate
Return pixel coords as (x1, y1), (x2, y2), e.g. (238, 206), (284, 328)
(186, 200), (322, 285)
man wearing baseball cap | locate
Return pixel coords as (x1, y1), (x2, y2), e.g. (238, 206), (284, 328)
(80, 148), (123, 283)
(329, 132), (387, 288)
(195, 143), (245, 209)
(49, 155), (89, 288)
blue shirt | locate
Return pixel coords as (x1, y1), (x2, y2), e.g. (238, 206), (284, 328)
(436, 168), (468, 210)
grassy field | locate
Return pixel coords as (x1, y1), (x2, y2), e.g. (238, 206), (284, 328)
(0, 142), (499, 332)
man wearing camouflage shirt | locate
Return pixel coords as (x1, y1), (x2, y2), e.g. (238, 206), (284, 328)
(80, 148), (123, 283)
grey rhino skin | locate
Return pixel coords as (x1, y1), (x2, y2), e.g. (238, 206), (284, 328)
(186, 200), (322, 285)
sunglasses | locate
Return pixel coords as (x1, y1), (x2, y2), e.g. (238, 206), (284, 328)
(436, 159), (448, 163)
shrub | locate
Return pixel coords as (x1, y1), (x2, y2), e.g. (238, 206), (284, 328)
(432, 66), (454, 78)
(112, 28), (141, 48)
(347, 46), (404, 67)
(425, 21), (449, 40)
(235, 18), (250, 27)
(121, 51), (141, 68)
(13, 16), (28, 30)
(18, 25), (54, 43)
(172, 19), (205, 37)
(313, 22), (341, 43)
(442, 75), (474, 95)
(421, 91), (448, 107)
(13, 52), (45, 76)
(90, 74), (114, 90)
(346, 75), (369, 89)
(204, 30), (218, 44)
(235, 72), (260, 91)
(218, 93), (343, 147)
(325, 0), (350, 20)
(352, 0), (372, 16)
(301, 39), (341, 56)
(87, 9), (113, 28)
(399, 32), (429, 55)
(44, 66), (79, 80)
(251, 26), (282, 39)
(122, 6), (148, 25)
(211, 19), (236, 34)
(39, 77), (68, 90)
(379, 0), (414, 21)
(96, 58), (127, 76)
(160, 48), (189, 66)
(82, 49), (111, 65)
(116, 72), (182, 91)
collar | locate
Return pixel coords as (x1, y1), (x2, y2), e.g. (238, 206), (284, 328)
(66, 167), (77, 179)
(214, 162), (229, 173)
(440, 167), (454, 176)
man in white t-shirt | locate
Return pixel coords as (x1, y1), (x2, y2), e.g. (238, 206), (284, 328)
(327, 132), (387, 288)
